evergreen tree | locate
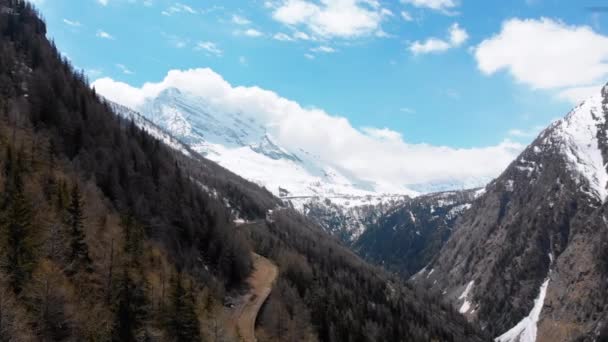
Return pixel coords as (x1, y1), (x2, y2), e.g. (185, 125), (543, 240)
(66, 183), (91, 271)
(0, 144), (36, 293)
(112, 269), (148, 342)
(122, 215), (144, 261)
(2, 188), (35, 293)
(167, 273), (201, 342)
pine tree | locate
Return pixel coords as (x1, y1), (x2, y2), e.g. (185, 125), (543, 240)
(66, 183), (91, 271)
(167, 273), (201, 342)
(122, 215), (144, 262)
(112, 269), (148, 342)
(0, 146), (36, 293)
(3, 189), (35, 293)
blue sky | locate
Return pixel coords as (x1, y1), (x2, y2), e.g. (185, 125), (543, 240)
(27, 0), (608, 188)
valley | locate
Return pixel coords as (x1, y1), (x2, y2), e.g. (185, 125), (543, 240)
(3, 1), (608, 341)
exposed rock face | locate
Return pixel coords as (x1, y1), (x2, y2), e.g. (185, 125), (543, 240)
(354, 189), (482, 277)
(416, 84), (608, 341)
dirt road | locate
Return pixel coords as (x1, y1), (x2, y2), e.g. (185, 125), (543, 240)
(228, 253), (278, 342)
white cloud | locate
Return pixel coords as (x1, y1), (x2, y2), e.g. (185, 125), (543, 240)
(557, 84), (604, 103)
(273, 31), (315, 42)
(410, 38), (451, 54)
(96, 30), (115, 40)
(116, 64), (134, 75)
(195, 41), (223, 56)
(401, 0), (457, 13)
(97, 0), (108, 6)
(162, 2), (197, 16)
(449, 22), (468, 45)
(361, 127), (403, 142)
(304, 53), (315, 59)
(410, 22), (468, 54)
(239, 56), (248, 66)
(271, 0), (390, 39)
(273, 32), (295, 41)
(508, 125), (545, 138)
(232, 14), (251, 25)
(475, 18), (608, 103)
(401, 10), (413, 21)
(92, 68), (523, 190)
(63, 19), (81, 27)
(294, 31), (313, 40)
(243, 29), (263, 37)
(311, 45), (336, 53)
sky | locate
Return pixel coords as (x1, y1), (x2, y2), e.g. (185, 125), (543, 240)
(28, 0), (608, 190)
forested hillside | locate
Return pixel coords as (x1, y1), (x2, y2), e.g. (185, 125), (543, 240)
(0, 1), (488, 340)
(0, 0), (263, 339)
(355, 189), (481, 278)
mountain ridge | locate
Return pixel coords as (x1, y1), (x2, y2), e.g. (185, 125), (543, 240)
(415, 83), (608, 341)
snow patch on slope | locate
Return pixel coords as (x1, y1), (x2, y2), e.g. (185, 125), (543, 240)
(549, 94), (608, 202)
(495, 278), (550, 342)
(458, 280), (475, 314)
(109, 101), (192, 157)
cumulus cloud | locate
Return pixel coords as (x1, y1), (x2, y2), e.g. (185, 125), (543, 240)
(557, 84), (604, 103)
(410, 23), (468, 54)
(270, 0), (390, 39)
(475, 18), (608, 103)
(92, 68), (523, 190)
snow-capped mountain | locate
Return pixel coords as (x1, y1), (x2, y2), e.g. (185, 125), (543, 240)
(415, 84), (608, 341)
(127, 87), (415, 199)
(109, 87), (422, 240)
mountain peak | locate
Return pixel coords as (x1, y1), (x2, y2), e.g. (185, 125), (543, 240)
(159, 87), (182, 98)
(547, 88), (608, 202)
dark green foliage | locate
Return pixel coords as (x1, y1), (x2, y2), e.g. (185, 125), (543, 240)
(166, 273), (201, 342)
(0, 0), (255, 285)
(2, 185), (35, 292)
(0, 2), (489, 342)
(122, 214), (145, 261)
(112, 269), (149, 342)
(247, 210), (489, 342)
(66, 183), (91, 271)
(0, 145), (35, 293)
(355, 190), (479, 279)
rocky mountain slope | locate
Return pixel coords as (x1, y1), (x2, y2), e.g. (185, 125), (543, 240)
(0, 1), (490, 340)
(415, 84), (608, 341)
(355, 188), (483, 277)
